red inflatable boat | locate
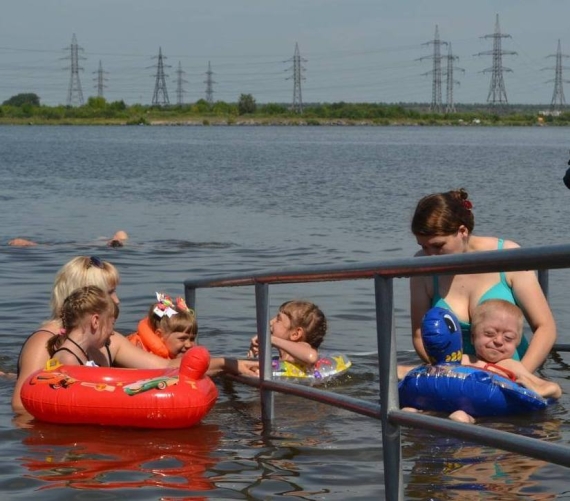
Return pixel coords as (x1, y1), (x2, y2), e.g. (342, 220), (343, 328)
(20, 346), (218, 429)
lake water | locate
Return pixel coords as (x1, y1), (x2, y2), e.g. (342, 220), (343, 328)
(1, 124), (570, 500)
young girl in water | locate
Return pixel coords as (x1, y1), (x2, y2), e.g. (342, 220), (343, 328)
(127, 293), (197, 359)
(47, 286), (117, 367)
(247, 300), (327, 367)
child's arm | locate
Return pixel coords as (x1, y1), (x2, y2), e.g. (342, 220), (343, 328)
(247, 335), (259, 358)
(207, 357), (259, 377)
(498, 359), (562, 399)
(271, 336), (318, 365)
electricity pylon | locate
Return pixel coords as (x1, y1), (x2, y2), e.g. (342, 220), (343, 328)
(204, 61), (216, 104)
(444, 43), (464, 113)
(174, 61), (188, 106)
(151, 47), (170, 106)
(93, 60), (108, 99)
(63, 33), (85, 106)
(543, 39), (570, 112)
(418, 25), (447, 113)
(286, 42), (306, 113)
(475, 14), (517, 105)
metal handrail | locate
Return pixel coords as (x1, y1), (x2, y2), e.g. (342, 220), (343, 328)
(184, 244), (570, 290)
(184, 243), (570, 501)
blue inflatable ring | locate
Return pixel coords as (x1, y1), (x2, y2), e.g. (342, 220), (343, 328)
(398, 363), (550, 417)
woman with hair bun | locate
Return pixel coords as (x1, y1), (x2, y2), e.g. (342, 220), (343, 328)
(409, 188), (556, 373)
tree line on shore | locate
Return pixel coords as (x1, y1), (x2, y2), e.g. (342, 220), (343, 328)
(1, 92), (569, 126)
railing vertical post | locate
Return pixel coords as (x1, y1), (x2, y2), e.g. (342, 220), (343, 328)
(184, 286), (196, 311)
(374, 274), (402, 501)
(255, 282), (274, 423)
(538, 269), (549, 299)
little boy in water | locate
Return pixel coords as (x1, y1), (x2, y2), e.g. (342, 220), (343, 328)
(452, 299), (561, 422)
(404, 299), (561, 423)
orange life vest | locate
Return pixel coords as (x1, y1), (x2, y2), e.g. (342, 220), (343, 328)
(127, 317), (171, 359)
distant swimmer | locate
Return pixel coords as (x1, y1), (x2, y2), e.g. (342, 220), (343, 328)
(8, 230), (129, 248)
(107, 230), (129, 248)
(8, 238), (37, 247)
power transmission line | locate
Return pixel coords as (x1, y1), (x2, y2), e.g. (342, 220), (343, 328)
(475, 14), (517, 105)
(63, 33), (85, 106)
(93, 60), (108, 99)
(543, 39), (570, 112)
(286, 42), (306, 113)
(151, 47), (170, 106)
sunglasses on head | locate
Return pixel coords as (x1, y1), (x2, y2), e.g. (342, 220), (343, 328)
(87, 256), (104, 269)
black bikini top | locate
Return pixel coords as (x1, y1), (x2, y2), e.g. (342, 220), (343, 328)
(52, 343), (113, 366)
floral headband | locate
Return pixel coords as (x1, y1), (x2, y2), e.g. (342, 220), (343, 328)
(153, 292), (192, 318)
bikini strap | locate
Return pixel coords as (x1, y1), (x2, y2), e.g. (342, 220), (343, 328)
(105, 341), (113, 367)
(31, 329), (58, 336)
(52, 347), (85, 366)
(497, 239), (509, 284)
(16, 329), (59, 377)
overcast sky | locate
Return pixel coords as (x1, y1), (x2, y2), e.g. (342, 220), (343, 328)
(1, 0), (569, 106)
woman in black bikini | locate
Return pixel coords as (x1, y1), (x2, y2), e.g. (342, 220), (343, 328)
(13, 256), (120, 411)
(48, 286), (116, 367)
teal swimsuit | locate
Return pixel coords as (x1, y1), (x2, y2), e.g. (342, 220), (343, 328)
(431, 239), (529, 359)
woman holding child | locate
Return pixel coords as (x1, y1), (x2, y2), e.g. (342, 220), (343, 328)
(410, 188), (556, 372)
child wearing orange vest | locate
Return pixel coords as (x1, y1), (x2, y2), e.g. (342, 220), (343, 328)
(128, 293), (197, 359)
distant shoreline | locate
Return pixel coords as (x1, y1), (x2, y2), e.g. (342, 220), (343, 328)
(0, 117), (558, 127)
(2, 95), (566, 126)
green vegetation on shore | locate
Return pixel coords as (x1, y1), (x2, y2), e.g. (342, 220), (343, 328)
(1, 93), (568, 126)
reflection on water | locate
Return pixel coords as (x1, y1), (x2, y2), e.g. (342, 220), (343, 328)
(404, 419), (564, 500)
(20, 422), (222, 493)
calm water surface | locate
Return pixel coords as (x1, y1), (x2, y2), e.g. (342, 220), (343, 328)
(1, 125), (570, 500)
